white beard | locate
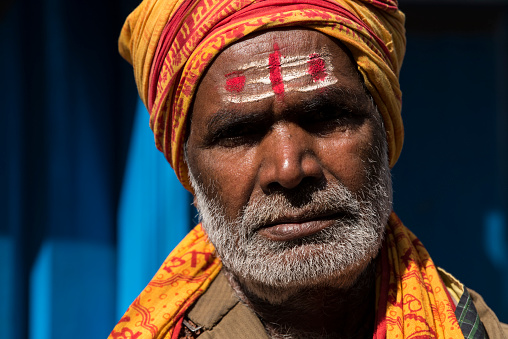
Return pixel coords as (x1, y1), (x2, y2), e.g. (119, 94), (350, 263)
(187, 132), (392, 304)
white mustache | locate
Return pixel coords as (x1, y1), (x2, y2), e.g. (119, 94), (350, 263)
(240, 181), (362, 234)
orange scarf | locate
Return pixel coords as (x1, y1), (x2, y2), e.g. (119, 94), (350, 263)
(374, 213), (463, 338)
(109, 213), (464, 339)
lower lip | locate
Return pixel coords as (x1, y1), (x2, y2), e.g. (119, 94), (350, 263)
(257, 218), (336, 241)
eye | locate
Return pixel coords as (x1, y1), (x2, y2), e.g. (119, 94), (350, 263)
(212, 123), (266, 148)
(302, 104), (361, 135)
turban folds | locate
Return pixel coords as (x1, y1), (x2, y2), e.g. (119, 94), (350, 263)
(119, 0), (406, 191)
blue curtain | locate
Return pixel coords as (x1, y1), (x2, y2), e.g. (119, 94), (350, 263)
(0, 0), (141, 337)
(116, 99), (193, 318)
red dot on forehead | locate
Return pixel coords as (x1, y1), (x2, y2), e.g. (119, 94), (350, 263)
(307, 53), (327, 82)
(225, 72), (246, 93)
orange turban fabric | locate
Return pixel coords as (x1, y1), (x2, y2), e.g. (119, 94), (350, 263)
(119, 0), (406, 191)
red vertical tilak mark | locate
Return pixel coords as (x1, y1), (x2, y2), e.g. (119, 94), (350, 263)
(224, 72), (246, 93)
(307, 53), (327, 82)
(269, 43), (284, 96)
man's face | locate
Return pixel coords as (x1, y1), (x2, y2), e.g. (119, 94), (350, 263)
(185, 29), (392, 302)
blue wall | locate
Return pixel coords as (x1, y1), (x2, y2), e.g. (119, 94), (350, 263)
(393, 4), (508, 320)
(1, 0), (140, 337)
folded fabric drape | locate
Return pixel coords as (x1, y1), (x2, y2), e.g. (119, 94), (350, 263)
(109, 212), (465, 339)
(118, 0), (406, 191)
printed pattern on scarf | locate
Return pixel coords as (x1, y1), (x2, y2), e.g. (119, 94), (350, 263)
(111, 213), (471, 339)
(109, 225), (222, 339)
(374, 213), (465, 339)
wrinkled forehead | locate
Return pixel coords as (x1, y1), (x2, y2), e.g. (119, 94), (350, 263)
(195, 29), (362, 107)
(209, 29), (357, 76)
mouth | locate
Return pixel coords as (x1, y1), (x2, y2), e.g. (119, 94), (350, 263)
(256, 211), (350, 242)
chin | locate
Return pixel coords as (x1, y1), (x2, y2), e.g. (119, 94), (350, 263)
(234, 247), (380, 305)
(224, 238), (379, 305)
(206, 211), (387, 304)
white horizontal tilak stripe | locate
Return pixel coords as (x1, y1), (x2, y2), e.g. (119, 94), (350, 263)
(225, 50), (336, 103)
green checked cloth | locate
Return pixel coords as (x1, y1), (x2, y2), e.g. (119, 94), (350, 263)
(456, 289), (488, 339)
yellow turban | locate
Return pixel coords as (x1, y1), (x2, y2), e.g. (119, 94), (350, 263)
(119, 0), (406, 191)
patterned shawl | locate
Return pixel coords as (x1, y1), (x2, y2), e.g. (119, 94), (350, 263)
(109, 213), (467, 338)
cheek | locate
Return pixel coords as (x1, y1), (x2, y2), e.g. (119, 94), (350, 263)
(318, 128), (375, 193)
(192, 148), (257, 218)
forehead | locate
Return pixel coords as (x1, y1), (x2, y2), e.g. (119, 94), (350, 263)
(192, 29), (364, 118)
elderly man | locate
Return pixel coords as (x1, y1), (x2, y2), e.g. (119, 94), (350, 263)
(110, 0), (507, 338)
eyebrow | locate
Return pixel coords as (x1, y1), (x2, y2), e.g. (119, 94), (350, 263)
(298, 86), (371, 116)
(208, 108), (267, 131)
(203, 107), (270, 144)
(203, 85), (371, 143)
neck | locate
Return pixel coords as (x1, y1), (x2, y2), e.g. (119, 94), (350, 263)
(224, 258), (378, 339)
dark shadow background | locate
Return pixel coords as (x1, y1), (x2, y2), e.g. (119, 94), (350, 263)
(1, 1), (507, 338)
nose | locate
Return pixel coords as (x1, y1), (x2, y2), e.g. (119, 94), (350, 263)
(258, 124), (324, 192)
